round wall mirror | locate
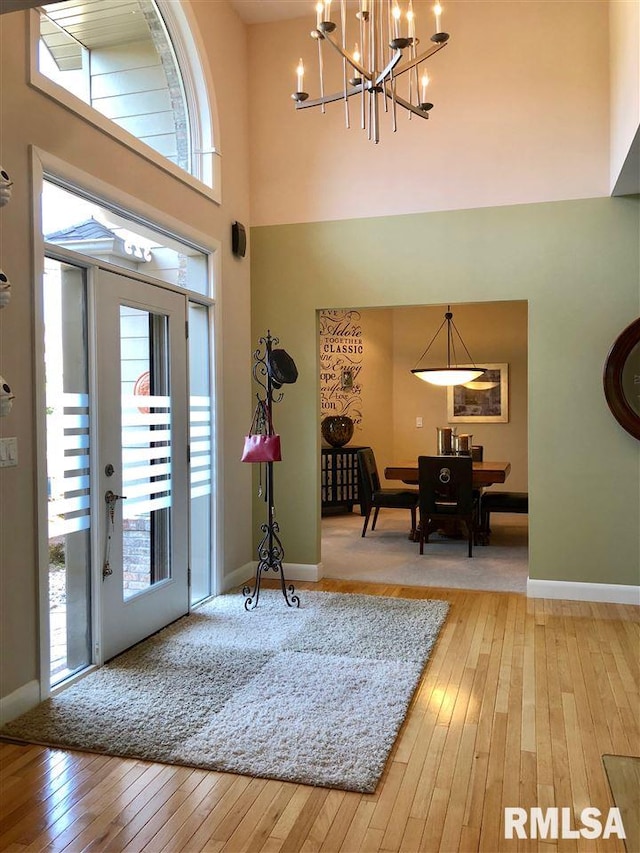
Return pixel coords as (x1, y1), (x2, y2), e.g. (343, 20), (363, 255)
(603, 317), (640, 440)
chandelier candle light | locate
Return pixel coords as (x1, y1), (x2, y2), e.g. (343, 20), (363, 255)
(291, 0), (450, 143)
(411, 306), (487, 387)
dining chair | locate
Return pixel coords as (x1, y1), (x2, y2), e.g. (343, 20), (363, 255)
(480, 490), (528, 544)
(357, 448), (419, 538)
(418, 455), (479, 557)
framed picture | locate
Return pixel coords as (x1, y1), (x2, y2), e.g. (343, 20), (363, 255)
(447, 363), (509, 423)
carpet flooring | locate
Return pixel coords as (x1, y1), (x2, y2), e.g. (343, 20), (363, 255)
(321, 511), (528, 592)
(1, 589), (449, 793)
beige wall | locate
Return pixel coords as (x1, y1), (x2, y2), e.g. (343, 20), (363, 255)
(249, 0), (610, 226)
(356, 310), (395, 463)
(609, 0), (640, 191)
(0, 1), (253, 701)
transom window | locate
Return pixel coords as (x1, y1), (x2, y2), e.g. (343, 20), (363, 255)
(43, 179), (210, 295)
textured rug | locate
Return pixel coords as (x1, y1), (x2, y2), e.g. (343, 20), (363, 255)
(1, 589), (449, 793)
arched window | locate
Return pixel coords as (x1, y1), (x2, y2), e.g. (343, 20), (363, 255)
(35, 0), (220, 198)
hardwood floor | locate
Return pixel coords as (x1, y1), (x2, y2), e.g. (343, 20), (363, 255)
(1, 579), (638, 852)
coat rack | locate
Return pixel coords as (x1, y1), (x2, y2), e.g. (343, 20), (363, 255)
(243, 331), (300, 611)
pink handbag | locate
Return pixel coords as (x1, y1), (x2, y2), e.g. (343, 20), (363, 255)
(241, 401), (282, 463)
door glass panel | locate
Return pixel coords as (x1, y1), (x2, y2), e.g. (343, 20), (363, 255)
(43, 258), (92, 685)
(189, 302), (213, 603)
(120, 307), (172, 600)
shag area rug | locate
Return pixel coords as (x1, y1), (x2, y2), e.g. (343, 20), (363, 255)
(2, 589), (449, 793)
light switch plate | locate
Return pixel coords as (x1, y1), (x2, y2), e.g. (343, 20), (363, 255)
(0, 436), (18, 467)
(416, 417), (423, 428)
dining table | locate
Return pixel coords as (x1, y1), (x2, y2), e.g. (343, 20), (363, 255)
(383, 459), (511, 542)
(384, 460), (511, 488)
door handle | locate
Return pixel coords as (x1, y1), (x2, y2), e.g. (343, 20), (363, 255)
(103, 491), (127, 579)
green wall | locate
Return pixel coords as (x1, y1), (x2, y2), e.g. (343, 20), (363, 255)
(251, 197), (640, 586)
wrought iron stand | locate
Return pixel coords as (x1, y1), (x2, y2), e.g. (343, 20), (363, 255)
(243, 331), (300, 611)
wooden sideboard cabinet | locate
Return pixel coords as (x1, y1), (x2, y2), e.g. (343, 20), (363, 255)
(321, 446), (369, 514)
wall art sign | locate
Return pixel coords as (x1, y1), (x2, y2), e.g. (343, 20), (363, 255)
(319, 309), (363, 426)
(447, 363), (509, 423)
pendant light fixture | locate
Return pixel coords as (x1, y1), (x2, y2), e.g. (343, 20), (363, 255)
(461, 378), (499, 390)
(411, 306), (487, 386)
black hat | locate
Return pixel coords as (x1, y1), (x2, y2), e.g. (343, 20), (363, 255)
(268, 348), (298, 389)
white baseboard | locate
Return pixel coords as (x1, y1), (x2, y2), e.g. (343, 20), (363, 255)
(527, 578), (640, 605)
(283, 562), (323, 582)
(0, 679), (40, 725)
(221, 562), (254, 593)
(221, 561), (323, 593)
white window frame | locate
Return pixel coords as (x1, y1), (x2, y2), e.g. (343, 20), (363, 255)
(29, 3), (222, 204)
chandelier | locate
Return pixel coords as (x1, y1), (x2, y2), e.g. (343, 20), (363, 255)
(291, 0), (450, 143)
(411, 307), (487, 386)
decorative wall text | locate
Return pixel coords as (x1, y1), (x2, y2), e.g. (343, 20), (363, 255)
(319, 309), (363, 427)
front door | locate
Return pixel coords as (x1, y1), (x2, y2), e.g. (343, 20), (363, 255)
(96, 269), (189, 661)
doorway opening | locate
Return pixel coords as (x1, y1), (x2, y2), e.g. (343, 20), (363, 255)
(318, 300), (529, 593)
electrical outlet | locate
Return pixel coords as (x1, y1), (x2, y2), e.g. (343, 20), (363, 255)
(416, 417), (423, 428)
(0, 436), (18, 467)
